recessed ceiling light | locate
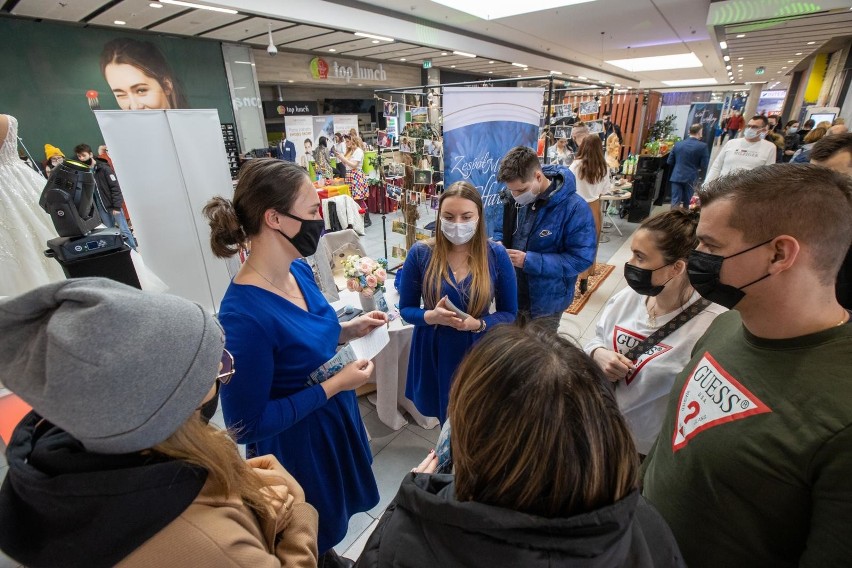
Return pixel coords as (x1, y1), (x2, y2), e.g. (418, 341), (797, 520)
(606, 52), (701, 72)
(288, 80), (294, 83)
(795, 52), (802, 55)
(782, 66), (787, 69)
(726, 65), (732, 70)
(719, 41), (727, 49)
(400, 58), (406, 61)
(328, 48), (336, 52)
(550, 71), (562, 75)
(736, 34), (746, 38)
(489, 61), (495, 64)
(807, 41), (816, 45)
(662, 78), (718, 87)
(788, 60), (794, 63)
(149, 2), (163, 6)
(358, 84), (363, 86)
(578, 76), (588, 79)
(614, 83), (620, 86)
(371, 40), (380, 44)
(114, 20), (126, 25)
(737, 64), (743, 67)
(488, 71), (493, 74)
(441, 52), (448, 56)
(453, 51), (477, 58)
(354, 32), (394, 42)
(451, 65), (456, 68)
(738, 57), (744, 60)
(512, 62), (527, 67)
(429, 0), (599, 20)
(159, 0), (237, 13)
(723, 55), (730, 61)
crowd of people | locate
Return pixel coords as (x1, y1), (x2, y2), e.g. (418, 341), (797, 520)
(1, 108), (851, 567)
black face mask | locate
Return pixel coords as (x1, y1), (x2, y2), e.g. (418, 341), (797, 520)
(277, 212), (324, 257)
(198, 381), (220, 424)
(687, 239), (774, 309)
(624, 262), (674, 296)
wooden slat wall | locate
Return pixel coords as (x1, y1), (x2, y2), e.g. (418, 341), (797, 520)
(559, 90), (656, 160)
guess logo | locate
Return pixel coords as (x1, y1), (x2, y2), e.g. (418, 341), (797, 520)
(612, 326), (672, 385)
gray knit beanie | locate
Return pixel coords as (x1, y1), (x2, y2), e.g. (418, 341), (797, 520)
(0, 278), (224, 454)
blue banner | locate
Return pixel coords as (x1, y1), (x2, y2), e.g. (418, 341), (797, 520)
(443, 87), (544, 237)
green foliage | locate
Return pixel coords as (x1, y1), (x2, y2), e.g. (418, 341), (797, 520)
(647, 114), (677, 142)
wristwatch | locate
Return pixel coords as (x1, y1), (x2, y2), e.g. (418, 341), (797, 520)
(472, 319), (487, 333)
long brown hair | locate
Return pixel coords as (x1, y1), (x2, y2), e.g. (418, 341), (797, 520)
(422, 181), (492, 316)
(576, 135), (608, 185)
(450, 324), (639, 518)
(153, 415), (278, 523)
(100, 38), (189, 109)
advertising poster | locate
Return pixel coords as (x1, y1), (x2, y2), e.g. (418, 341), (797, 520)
(443, 87), (544, 236)
(0, 18), (234, 160)
(334, 115), (360, 138)
(684, 102), (723, 150)
(285, 116), (315, 168)
(312, 115), (335, 147)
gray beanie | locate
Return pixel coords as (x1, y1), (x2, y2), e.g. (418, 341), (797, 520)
(0, 277), (224, 454)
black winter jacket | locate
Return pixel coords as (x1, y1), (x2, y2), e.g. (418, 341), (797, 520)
(355, 474), (685, 568)
(92, 157), (125, 211)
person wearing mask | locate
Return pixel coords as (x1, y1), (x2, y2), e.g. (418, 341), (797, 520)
(547, 136), (573, 166)
(724, 110), (744, 142)
(570, 135), (610, 294)
(74, 143), (137, 250)
(42, 143), (64, 177)
(782, 120), (801, 162)
(791, 126), (827, 163)
(203, 159), (386, 567)
(356, 324), (685, 568)
(0, 278), (319, 567)
(797, 118), (815, 145)
(271, 135), (296, 163)
(494, 146), (597, 331)
(810, 133), (852, 309)
(585, 210), (725, 455)
(704, 115), (776, 183)
(766, 115), (780, 134)
(642, 164), (852, 567)
(336, 134), (371, 227)
(667, 124), (710, 209)
(398, 181), (517, 424)
(602, 112), (623, 145)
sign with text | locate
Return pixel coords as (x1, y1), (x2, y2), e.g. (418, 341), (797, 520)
(311, 56), (387, 83)
(685, 102), (723, 150)
(262, 100), (318, 118)
(443, 87), (544, 237)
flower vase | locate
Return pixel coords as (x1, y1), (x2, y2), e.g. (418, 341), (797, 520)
(360, 291), (377, 312)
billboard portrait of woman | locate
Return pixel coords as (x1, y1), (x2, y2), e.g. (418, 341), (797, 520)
(100, 38), (189, 110)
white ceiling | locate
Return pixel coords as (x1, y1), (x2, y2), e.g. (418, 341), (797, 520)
(4, 0), (852, 91)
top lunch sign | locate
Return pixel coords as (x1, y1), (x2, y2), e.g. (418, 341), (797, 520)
(310, 57), (387, 83)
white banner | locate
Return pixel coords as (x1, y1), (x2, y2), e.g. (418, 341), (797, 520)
(333, 114), (359, 138)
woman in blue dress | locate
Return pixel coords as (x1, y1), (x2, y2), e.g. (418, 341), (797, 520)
(399, 181), (518, 424)
(204, 159), (385, 565)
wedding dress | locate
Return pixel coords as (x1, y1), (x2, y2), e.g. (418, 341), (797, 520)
(0, 115), (66, 297)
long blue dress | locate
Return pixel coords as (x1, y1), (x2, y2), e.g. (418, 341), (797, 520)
(218, 259), (379, 553)
(400, 240), (518, 423)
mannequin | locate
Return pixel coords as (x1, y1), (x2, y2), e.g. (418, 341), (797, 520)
(0, 114), (66, 297)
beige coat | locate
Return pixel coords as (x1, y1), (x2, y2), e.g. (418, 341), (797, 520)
(118, 473), (319, 567)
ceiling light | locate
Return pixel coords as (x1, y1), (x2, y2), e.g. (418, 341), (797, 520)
(453, 51), (477, 58)
(614, 83), (620, 86)
(782, 66), (787, 69)
(149, 2), (163, 6)
(796, 52), (802, 55)
(451, 65), (456, 68)
(578, 75), (588, 79)
(737, 64), (743, 67)
(719, 41), (727, 49)
(371, 40), (379, 44)
(788, 60), (794, 63)
(512, 62), (528, 67)
(354, 32), (394, 42)
(736, 34), (746, 38)
(441, 52), (448, 56)
(662, 78), (719, 86)
(429, 0), (598, 20)
(723, 55), (730, 62)
(807, 41), (815, 45)
(726, 65), (732, 70)
(738, 57), (744, 60)
(400, 58), (406, 61)
(488, 71), (493, 74)
(550, 71), (562, 75)
(328, 48), (336, 52)
(606, 52), (701, 72)
(489, 61), (495, 64)
(287, 80), (294, 83)
(159, 0), (237, 13)
(114, 20), (126, 25)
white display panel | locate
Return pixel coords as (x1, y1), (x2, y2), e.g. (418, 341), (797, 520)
(94, 110), (234, 312)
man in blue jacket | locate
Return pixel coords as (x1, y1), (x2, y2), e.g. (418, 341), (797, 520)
(271, 135), (296, 162)
(495, 146), (596, 331)
(667, 124), (709, 208)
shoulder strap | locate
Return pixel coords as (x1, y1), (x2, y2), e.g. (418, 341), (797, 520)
(624, 298), (711, 362)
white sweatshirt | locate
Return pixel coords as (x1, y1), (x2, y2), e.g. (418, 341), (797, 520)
(704, 137), (776, 183)
(569, 159), (610, 203)
(584, 288), (725, 454)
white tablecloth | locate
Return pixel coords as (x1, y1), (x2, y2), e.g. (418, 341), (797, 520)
(332, 286), (439, 432)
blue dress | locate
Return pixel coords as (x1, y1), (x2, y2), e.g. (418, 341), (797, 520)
(400, 240), (518, 423)
(218, 260), (379, 553)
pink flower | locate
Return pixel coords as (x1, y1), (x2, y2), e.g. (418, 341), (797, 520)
(358, 259), (373, 274)
(366, 275), (378, 288)
(353, 280), (363, 292)
(362, 287), (374, 298)
(346, 279), (357, 291)
(375, 268), (387, 282)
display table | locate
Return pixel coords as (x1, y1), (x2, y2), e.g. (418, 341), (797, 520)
(317, 184), (351, 200)
(331, 287), (439, 432)
(600, 185), (632, 242)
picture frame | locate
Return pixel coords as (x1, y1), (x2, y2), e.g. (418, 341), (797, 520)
(414, 169), (432, 185)
(383, 101), (398, 116)
(392, 245), (407, 260)
(411, 107), (429, 124)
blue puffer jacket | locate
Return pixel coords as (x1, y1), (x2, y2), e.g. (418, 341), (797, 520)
(494, 164), (597, 317)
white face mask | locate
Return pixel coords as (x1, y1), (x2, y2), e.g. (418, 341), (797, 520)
(513, 187), (538, 206)
(743, 127), (761, 140)
(440, 219), (478, 245)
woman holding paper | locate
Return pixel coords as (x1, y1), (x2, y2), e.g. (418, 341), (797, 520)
(399, 181), (518, 424)
(204, 158), (385, 565)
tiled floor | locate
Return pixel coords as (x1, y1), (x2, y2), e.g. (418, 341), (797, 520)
(0, 207), (648, 567)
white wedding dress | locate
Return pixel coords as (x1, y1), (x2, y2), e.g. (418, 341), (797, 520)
(0, 115), (66, 297)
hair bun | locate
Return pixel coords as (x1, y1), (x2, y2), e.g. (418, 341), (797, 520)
(203, 196), (245, 258)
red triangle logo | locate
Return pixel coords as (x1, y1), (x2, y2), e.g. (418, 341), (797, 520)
(612, 326), (673, 385)
(672, 352), (772, 452)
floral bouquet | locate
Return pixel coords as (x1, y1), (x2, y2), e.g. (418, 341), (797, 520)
(343, 255), (388, 298)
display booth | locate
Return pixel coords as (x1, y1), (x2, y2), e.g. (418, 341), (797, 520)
(94, 110), (234, 313)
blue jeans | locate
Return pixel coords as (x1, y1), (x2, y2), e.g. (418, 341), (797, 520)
(99, 207), (137, 250)
(670, 182), (693, 208)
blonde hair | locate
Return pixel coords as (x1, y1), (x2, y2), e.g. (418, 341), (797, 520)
(423, 181), (492, 316)
(154, 416), (278, 523)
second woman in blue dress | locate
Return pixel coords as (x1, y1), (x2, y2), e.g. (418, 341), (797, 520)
(399, 181), (517, 423)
